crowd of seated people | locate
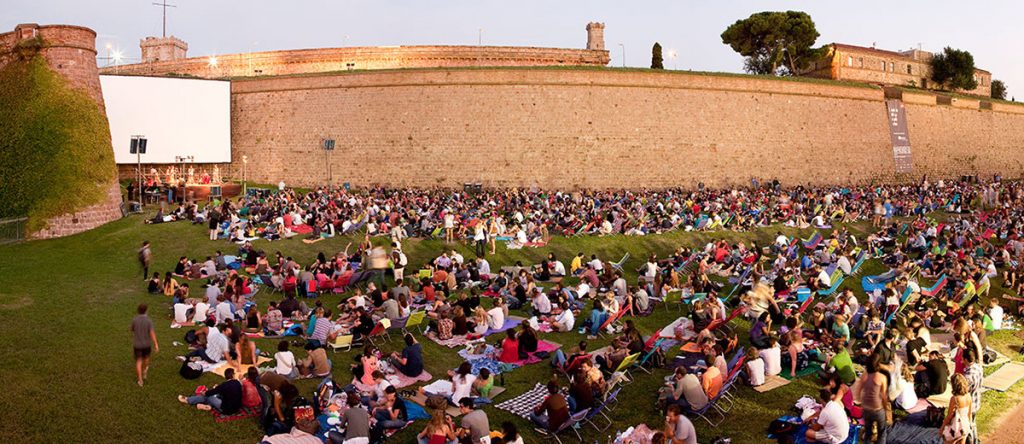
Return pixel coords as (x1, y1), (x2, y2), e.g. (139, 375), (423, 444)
(153, 177), (994, 247)
(149, 177), (1024, 443)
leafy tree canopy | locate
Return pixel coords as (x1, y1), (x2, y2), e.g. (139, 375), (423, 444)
(930, 47), (978, 91)
(721, 10), (820, 75)
(991, 79), (1007, 100)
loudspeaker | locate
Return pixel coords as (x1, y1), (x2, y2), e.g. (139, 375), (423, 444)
(130, 138), (148, 154)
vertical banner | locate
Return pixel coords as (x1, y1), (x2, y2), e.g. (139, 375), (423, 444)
(885, 99), (913, 173)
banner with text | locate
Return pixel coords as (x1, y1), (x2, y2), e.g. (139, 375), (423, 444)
(885, 99), (913, 173)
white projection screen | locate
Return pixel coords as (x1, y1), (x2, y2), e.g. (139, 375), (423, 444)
(101, 75), (231, 164)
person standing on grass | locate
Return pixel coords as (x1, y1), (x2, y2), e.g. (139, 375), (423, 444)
(130, 303), (158, 387)
(137, 241), (151, 280)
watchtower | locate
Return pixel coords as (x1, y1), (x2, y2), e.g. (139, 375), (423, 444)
(586, 22), (605, 51)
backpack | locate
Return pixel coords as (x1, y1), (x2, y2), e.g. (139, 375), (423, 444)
(184, 329), (198, 345)
(179, 361), (203, 380)
(925, 406), (946, 427)
(983, 349), (998, 365)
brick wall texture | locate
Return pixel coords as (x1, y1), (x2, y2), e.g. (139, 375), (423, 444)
(0, 24), (122, 239)
(225, 68), (1024, 189)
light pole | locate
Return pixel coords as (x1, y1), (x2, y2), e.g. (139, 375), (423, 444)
(618, 43), (625, 67)
(241, 155), (248, 195)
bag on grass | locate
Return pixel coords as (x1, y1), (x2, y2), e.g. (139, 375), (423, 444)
(925, 406), (945, 427)
(983, 349), (997, 364)
(179, 361), (203, 380)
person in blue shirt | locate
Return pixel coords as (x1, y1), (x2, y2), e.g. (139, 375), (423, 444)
(390, 333), (424, 377)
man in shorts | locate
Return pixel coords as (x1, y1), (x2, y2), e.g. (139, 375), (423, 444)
(131, 303), (159, 387)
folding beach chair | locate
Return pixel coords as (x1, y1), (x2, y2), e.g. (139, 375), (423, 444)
(610, 252), (631, 272)
(921, 274), (948, 297)
(328, 334), (354, 352)
(535, 408), (590, 444)
(584, 388), (618, 431)
(401, 311), (427, 335)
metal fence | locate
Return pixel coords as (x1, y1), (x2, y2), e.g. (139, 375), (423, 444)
(0, 217), (28, 245)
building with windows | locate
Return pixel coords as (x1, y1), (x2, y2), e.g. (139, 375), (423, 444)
(797, 43), (991, 97)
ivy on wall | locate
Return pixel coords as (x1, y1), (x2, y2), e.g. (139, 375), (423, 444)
(0, 52), (115, 233)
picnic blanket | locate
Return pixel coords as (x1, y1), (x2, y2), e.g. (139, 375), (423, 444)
(510, 341), (561, 366)
(428, 318), (525, 349)
(884, 411), (942, 444)
(983, 362), (1024, 392)
(211, 406), (261, 422)
(408, 386), (508, 418)
(659, 317), (696, 340)
(205, 357), (272, 377)
(351, 371), (434, 392)
(752, 374), (791, 393)
(781, 363), (823, 380)
(495, 383), (557, 419)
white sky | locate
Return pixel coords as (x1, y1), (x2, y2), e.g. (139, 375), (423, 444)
(4, 0), (1022, 98)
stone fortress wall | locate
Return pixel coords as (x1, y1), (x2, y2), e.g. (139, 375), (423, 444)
(224, 68), (1024, 189)
(100, 22), (611, 79)
(0, 24), (123, 239)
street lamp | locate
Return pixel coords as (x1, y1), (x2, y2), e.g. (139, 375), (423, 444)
(241, 155), (248, 194)
(618, 43), (625, 68)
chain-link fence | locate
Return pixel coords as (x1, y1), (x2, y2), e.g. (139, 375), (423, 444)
(0, 217), (28, 245)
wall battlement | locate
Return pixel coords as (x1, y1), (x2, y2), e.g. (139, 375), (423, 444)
(100, 44), (611, 79)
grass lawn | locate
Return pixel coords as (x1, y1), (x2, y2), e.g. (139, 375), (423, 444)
(1, 211), (1022, 443)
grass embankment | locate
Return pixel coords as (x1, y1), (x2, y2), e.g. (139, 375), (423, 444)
(0, 213), (1021, 443)
(0, 50), (116, 233)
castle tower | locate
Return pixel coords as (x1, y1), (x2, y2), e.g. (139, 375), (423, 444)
(0, 23), (122, 239)
(140, 35), (187, 63)
(586, 22), (605, 51)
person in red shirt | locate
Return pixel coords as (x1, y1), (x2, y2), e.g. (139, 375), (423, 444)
(497, 329), (520, 363)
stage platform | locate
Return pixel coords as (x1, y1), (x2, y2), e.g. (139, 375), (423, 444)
(182, 183), (242, 201)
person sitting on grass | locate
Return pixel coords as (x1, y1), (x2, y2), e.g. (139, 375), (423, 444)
(492, 421), (524, 444)
(297, 343), (332, 379)
(416, 409), (456, 444)
(551, 340), (588, 371)
(234, 333), (258, 373)
(447, 362), (477, 406)
(659, 366), (707, 412)
(803, 387), (849, 444)
(273, 340), (298, 380)
(546, 302), (576, 332)
(472, 368), (495, 401)
(264, 301), (284, 336)
(517, 321), (539, 356)
(529, 381), (570, 433)
(179, 367), (242, 414)
(496, 329), (520, 364)
(781, 329), (816, 378)
(822, 339), (856, 386)
(371, 385), (408, 433)
(179, 319), (231, 364)
(665, 404), (697, 444)
(390, 333), (425, 378)
(744, 347), (766, 387)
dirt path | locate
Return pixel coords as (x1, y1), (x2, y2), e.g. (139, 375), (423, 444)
(982, 400), (1024, 442)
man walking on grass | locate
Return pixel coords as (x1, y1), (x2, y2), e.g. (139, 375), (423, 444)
(138, 240), (151, 280)
(130, 303), (159, 387)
